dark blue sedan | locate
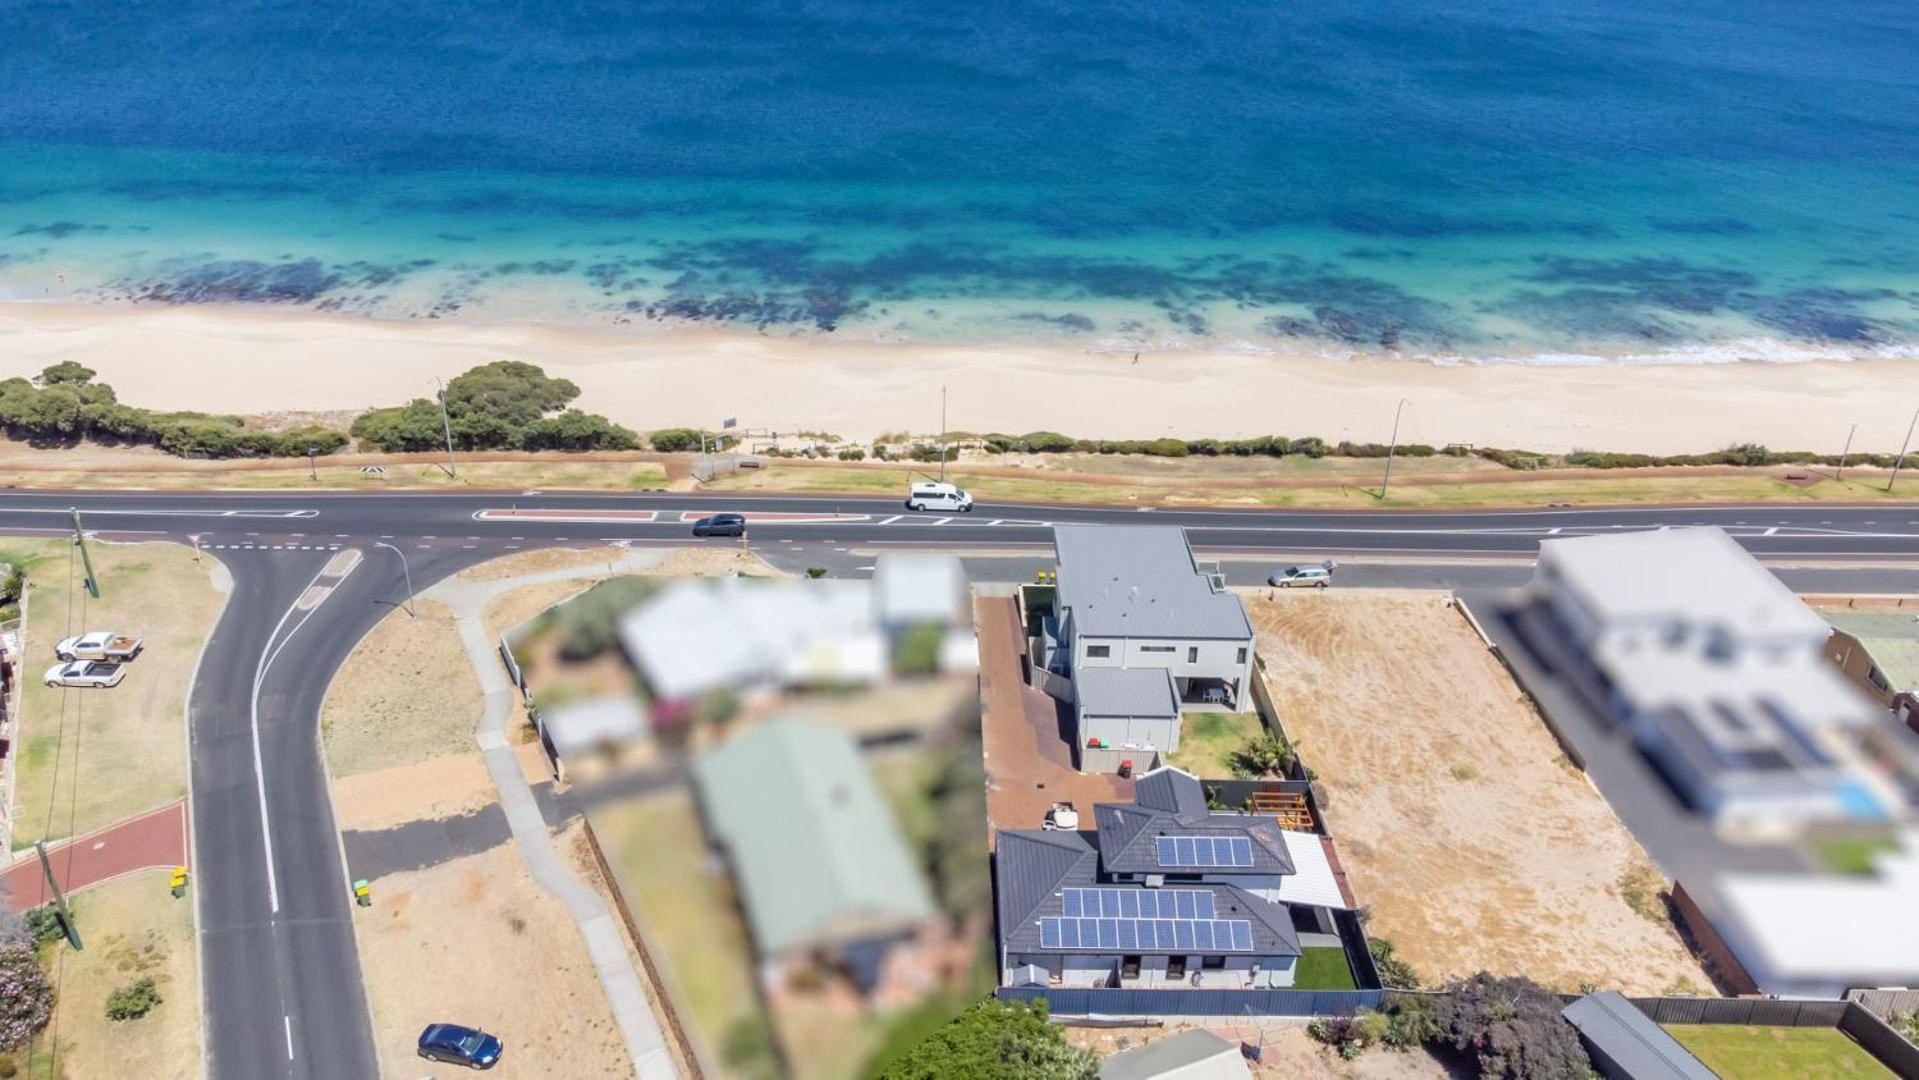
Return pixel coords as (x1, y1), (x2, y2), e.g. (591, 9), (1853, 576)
(691, 512), (748, 537)
(418, 1023), (503, 1069)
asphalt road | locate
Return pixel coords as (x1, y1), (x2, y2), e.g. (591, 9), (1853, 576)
(3, 487), (1915, 1076)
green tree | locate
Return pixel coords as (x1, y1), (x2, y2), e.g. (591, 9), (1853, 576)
(647, 427), (704, 452)
(442, 360), (580, 427)
(874, 998), (1096, 1080)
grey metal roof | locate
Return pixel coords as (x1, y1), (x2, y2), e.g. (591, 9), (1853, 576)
(1560, 993), (1716, 1080)
(1100, 1029), (1251, 1080)
(1055, 526), (1253, 640)
(1078, 667), (1179, 719)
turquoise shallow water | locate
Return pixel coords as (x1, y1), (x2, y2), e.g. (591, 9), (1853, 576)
(2, 0), (1917, 358)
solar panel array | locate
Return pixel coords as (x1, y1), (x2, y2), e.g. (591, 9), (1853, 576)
(1037, 916), (1255, 952)
(1155, 835), (1254, 868)
(1063, 888), (1215, 919)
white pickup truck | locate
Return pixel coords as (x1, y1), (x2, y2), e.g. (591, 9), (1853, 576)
(54, 631), (144, 663)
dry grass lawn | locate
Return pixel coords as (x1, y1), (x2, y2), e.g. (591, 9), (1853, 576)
(352, 821), (631, 1079)
(319, 598), (482, 777)
(1248, 589), (1711, 994)
(37, 874), (200, 1080)
(8, 539), (226, 848)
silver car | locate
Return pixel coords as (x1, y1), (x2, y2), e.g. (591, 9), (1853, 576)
(44, 660), (127, 688)
(1269, 564), (1333, 588)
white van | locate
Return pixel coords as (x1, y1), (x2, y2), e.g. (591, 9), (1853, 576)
(906, 481), (974, 512)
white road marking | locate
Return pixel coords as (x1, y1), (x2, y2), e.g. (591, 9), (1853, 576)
(878, 515), (902, 525)
(1764, 527), (1780, 536)
(284, 1015), (294, 1059)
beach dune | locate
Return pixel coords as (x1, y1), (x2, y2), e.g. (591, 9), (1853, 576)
(1, 303), (1914, 456)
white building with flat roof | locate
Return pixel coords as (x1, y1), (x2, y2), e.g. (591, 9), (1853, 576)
(1530, 527), (1893, 829)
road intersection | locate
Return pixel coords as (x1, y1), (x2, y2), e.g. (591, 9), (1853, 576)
(2, 488), (1915, 1077)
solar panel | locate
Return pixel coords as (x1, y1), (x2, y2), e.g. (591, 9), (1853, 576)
(1155, 834), (1257, 867)
(1041, 903), (1257, 954)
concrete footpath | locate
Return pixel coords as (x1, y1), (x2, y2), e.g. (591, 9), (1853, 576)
(426, 553), (679, 1080)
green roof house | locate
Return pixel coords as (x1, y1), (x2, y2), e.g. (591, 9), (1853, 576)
(693, 718), (936, 991)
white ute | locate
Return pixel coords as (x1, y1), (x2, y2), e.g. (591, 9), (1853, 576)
(44, 660), (127, 689)
(905, 480), (973, 513)
(54, 630), (144, 662)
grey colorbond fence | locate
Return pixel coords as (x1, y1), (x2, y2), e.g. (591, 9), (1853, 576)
(1838, 1002), (1919, 1076)
(1850, 987), (1919, 1020)
(997, 985), (1384, 1017)
(1552, 995), (1919, 1077)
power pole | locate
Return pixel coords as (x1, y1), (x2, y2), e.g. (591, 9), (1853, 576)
(435, 377), (457, 479)
(1890, 406), (1919, 493)
(1379, 398), (1409, 500)
(69, 509), (98, 599)
(1837, 423), (1856, 480)
(34, 841), (81, 950)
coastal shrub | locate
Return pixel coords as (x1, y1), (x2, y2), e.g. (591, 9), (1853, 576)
(874, 998), (1095, 1080)
(836, 448), (865, 461)
(0, 942), (53, 1051)
(1290, 436), (1328, 458)
(21, 907), (65, 946)
(520, 410), (638, 451)
(1369, 938), (1423, 989)
(351, 361), (631, 453)
(1381, 992), (1443, 1047)
(1142, 437), (1190, 457)
(647, 427), (704, 452)
(37, 361), (97, 386)
(1017, 430), (1076, 453)
(105, 977), (161, 1021)
(1435, 973), (1591, 1079)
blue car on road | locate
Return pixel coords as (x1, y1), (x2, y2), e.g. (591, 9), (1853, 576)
(418, 1023), (503, 1069)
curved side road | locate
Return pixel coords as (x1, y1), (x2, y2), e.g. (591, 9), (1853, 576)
(426, 556), (678, 1080)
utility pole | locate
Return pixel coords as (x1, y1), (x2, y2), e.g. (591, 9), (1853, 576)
(1890, 406), (1919, 493)
(34, 841), (81, 950)
(69, 509), (98, 599)
(1837, 423), (1856, 481)
(938, 384), (949, 484)
(1379, 398), (1409, 500)
(374, 542), (417, 617)
(435, 377), (457, 479)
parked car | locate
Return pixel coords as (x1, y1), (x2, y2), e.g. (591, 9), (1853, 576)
(905, 481), (973, 513)
(1269, 560), (1337, 588)
(43, 660), (127, 688)
(417, 1023), (503, 1070)
(691, 513), (747, 538)
(54, 631), (144, 662)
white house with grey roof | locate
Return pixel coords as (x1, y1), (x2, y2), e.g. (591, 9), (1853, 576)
(1050, 526), (1255, 772)
(1528, 527), (1898, 829)
(995, 767), (1353, 992)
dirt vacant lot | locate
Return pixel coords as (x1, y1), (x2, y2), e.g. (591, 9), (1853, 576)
(353, 821), (631, 1079)
(1248, 590), (1711, 995)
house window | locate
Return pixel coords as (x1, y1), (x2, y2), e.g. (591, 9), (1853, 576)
(1236, 647), (1248, 664)
(1087, 644), (1111, 659)
(1141, 645), (1175, 653)
(1201, 955), (1225, 971)
(1869, 666), (1890, 692)
(1187, 646), (1199, 663)
(1166, 956), (1187, 980)
(1121, 955), (1141, 980)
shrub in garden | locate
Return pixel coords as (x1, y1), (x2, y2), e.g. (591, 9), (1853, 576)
(105, 977), (162, 1022)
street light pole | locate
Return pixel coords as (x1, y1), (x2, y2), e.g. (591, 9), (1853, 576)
(1837, 423), (1856, 481)
(1890, 406), (1919, 493)
(1380, 398), (1409, 499)
(373, 541), (417, 617)
(435, 378), (457, 479)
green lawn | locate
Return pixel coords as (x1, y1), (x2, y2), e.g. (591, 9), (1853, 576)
(1166, 712), (1266, 780)
(1294, 946), (1358, 991)
(590, 794), (774, 1078)
(1811, 835), (1901, 876)
(1663, 1025), (1897, 1079)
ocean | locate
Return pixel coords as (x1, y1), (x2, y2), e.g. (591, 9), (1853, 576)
(2, 0), (1917, 361)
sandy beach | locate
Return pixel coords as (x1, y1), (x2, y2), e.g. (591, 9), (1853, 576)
(1, 301), (1915, 455)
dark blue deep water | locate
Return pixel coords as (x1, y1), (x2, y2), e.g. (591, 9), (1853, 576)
(3, 0), (1917, 356)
